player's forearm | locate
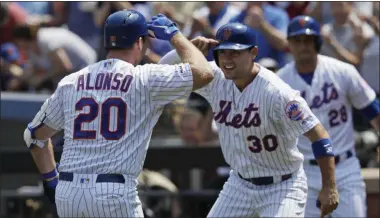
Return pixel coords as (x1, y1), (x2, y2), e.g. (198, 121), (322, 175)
(316, 156), (337, 188)
(304, 123), (337, 187)
(170, 33), (208, 66)
(170, 33), (214, 90)
(30, 139), (57, 175)
(329, 39), (361, 66)
(259, 21), (288, 51)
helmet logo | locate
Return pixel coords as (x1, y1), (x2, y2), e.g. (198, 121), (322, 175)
(298, 17), (308, 27)
(223, 28), (232, 40)
(110, 36), (116, 46)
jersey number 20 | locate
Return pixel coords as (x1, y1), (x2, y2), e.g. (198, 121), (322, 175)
(73, 98), (127, 140)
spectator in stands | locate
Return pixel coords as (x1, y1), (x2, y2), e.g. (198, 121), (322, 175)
(269, 1), (310, 19)
(12, 25), (96, 91)
(230, 2), (289, 67)
(360, 23), (379, 96)
(186, 2), (241, 39)
(16, 2), (52, 16)
(320, 2), (375, 68)
(307, 2), (375, 25)
(0, 43), (25, 91)
(0, 2), (28, 44)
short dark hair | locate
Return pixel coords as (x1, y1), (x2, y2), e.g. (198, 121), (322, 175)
(105, 36), (147, 53)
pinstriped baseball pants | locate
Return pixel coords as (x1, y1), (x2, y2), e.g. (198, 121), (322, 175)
(207, 168), (308, 217)
(55, 173), (144, 218)
(304, 157), (366, 218)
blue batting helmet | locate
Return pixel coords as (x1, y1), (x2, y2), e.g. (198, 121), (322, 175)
(213, 23), (257, 66)
(104, 10), (149, 49)
(287, 15), (323, 51)
(214, 22), (257, 51)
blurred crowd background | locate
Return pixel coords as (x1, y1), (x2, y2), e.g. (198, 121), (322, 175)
(0, 1), (379, 218)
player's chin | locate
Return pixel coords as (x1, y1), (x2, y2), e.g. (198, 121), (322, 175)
(222, 71), (235, 80)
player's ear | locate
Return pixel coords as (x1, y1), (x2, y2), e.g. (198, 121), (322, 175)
(136, 37), (144, 51)
(250, 46), (258, 59)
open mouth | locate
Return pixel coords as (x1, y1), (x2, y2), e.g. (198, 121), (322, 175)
(223, 64), (236, 70)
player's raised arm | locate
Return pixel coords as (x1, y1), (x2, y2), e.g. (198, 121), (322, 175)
(147, 14), (214, 91)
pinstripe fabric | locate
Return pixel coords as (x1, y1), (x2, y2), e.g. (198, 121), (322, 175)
(34, 58), (194, 217)
(277, 55), (377, 160)
(207, 169), (307, 217)
(158, 53), (318, 216)
(196, 62), (319, 178)
(277, 55), (373, 217)
(195, 62), (315, 217)
(304, 157), (366, 218)
(55, 174), (144, 218)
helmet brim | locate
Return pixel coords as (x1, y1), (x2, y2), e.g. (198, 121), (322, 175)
(287, 29), (320, 38)
(213, 42), (253, 51)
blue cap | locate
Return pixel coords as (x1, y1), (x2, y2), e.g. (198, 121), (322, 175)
(104, 10), (150, 49)
(1, 43), (20, 62)
(214, 22), (257, 51)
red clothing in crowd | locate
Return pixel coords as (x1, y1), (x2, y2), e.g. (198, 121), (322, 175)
(0, 3), (28, 44)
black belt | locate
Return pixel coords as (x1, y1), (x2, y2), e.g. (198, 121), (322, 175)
(59, 172), (125, 183)
(238, 173), (292, 186)
(309, 150), (353, 166)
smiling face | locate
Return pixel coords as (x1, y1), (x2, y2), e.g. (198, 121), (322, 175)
(216, 47), (257, 80)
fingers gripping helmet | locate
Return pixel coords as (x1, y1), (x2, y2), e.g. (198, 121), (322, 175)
(213, 22), (257, 66)
(287, 15), (323, 52)
(104, 10), (149, 49)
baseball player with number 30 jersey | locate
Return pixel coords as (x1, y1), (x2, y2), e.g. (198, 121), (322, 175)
(277, 16), (380, 218)
(22, 11), (214, 218)
(160, 22), (339, 217)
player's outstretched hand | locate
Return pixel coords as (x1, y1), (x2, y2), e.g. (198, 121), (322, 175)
(147, 14), (179, 41)
(317, 186), (339, 218)
(190, 36), (219, 56)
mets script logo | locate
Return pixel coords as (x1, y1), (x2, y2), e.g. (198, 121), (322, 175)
(285, 100), (304, 121)
(223, 28), (232, 40)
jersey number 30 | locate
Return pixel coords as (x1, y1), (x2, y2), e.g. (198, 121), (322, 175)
(73, 98), (127, 140)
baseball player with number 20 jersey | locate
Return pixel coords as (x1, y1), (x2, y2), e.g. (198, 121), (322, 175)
(22, 11), (214, 218)
(278, 16), (380, 217)
(160, 22), (339, 217)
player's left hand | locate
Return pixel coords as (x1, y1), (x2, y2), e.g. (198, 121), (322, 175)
(317, 186), (339, 218)
(147, 14), (179, 41)
(42, 162), (60, 204)
(43, 178), (57, 204)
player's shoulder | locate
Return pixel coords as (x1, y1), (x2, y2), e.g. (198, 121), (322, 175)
(318, 54), (354, 69)
(318, 55), (358, 76)
(258, 65), (298, 99)
(57, 61), (104, 87)
(276, 61), (295, 78)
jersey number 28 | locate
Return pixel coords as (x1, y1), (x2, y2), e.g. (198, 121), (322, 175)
(73, 97), (127, 140)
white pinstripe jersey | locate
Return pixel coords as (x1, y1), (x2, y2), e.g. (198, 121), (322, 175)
(38, 59), (193, 176)
(196, 62), (320, 178)
(277, 55), (377, 160)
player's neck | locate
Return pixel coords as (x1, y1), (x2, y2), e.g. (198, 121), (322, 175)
(234, 63), (259, 92)
(107, 51), (137, 65)
(295, 56), (318, 74)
